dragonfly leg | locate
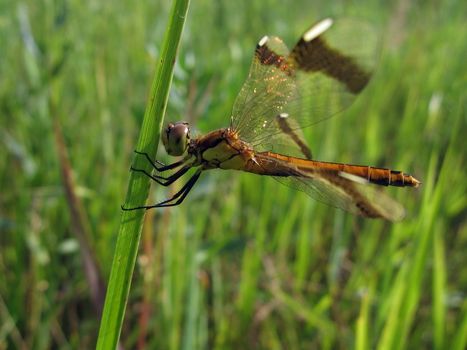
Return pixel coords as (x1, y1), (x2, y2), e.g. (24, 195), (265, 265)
(130, 165), (191, 186)
(134, 150), (185, 172)
(121, 169), (202, 210)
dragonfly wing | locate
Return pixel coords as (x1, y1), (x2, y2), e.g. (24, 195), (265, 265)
(259, 113), (313, 159)
(230, 36), (304, 153)
(273, 169), (405, 221)
(231, 18), (379, 155)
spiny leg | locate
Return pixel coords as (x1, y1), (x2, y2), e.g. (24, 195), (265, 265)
(134, 150), (186, 172)
(130, 165), (191, 186)
(121, 169), (202, 210)
(150, 170), (202, 208)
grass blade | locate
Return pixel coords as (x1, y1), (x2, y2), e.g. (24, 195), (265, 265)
(450, 301), (467, 350)
(96, 0), (191, 348)
(432, 223), (446, 349)
(356, 280), (374, 350)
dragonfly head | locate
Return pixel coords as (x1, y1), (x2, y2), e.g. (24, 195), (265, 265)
(162, 122), (190, 156)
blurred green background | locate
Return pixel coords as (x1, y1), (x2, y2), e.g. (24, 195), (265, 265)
(1, 0), (466, 349)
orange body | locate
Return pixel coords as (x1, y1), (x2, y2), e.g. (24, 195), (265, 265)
(189, 128), (420, 188)
(250, 152), (420, 187)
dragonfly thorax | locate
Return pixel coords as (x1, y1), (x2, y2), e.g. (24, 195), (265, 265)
(162, 121), (190, 156)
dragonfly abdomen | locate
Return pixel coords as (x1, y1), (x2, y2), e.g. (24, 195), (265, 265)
(259, 152), (420, 188)
(339, 164), (420, 188)
(308, 162), (420, 188)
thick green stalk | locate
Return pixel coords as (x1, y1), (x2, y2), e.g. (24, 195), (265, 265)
(96, 0), (190, 348)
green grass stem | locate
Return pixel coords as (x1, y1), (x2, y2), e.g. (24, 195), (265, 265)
(96, 0), (190, 348)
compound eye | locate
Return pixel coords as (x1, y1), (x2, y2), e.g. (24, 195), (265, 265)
(162, 122), (190, 156)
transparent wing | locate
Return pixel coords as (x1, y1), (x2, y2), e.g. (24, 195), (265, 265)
(273, 168), (405, 221)
(230, 36), (301, 153)
(230, 18), (379, 156)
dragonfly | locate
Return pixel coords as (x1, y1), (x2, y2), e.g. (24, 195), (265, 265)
(122, 18), (420, 220)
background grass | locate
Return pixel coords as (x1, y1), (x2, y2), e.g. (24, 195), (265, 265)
(1, 0), (466, 349)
